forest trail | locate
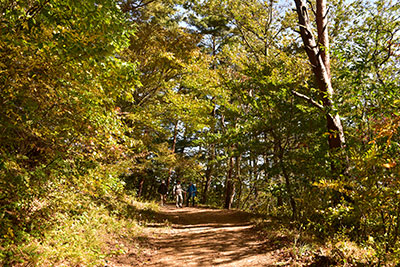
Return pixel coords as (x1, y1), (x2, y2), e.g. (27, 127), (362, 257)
(110, 204), (293, 267)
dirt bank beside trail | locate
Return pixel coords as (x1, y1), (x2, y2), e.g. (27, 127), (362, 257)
(108, 204), (314, 267)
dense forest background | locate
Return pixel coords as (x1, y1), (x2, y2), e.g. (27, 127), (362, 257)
(1, 0), (399, 265)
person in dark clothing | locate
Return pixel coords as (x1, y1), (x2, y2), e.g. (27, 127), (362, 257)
(158, 180), (168, 206)
(186, 182), (197, 207)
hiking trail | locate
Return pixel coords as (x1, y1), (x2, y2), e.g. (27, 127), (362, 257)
(109, 204), (304, 266)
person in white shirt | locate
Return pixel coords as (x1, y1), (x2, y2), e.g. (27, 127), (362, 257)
(173, 180), (183, 208)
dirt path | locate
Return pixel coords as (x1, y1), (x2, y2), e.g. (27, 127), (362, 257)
(107, 204), (323, 266)
(136, 204), (286, 266)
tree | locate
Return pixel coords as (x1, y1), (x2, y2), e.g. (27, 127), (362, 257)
(293, 0), (345, 150)
(0, 0), (137, 261)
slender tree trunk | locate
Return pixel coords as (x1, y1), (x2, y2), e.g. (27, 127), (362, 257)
(279, 148), (296, 219)
(202, 158), (214, 204)
(281, 164), (296, 220)
(137, 177), (144, 198)
(202, 102), (217, 204)
(236, 182), (242, 209)
(242, 158), (257, 209)
(293, 0), (345, 149)
(234, 155), (242, 208)
(274, 137), (296, 219)
(224, 156), (235, 209)
(167, 121), (179, 189)
(242, 183), (255, 209)
(201, 140), (214, 205)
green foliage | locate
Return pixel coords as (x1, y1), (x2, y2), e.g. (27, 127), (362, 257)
(0, 0), (142, 265)
(0, 189), (157, 266)
(1, 0), (400, 265)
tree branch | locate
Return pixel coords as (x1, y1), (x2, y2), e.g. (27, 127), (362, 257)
(291, 90), (323, 110)
(307, 0), (316, 17)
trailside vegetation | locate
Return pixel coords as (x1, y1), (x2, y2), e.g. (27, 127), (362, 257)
(1, 0), (399, 265)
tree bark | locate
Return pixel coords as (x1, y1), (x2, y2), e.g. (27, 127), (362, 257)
(137, 177), (144, 198)
(234, 155), (242, 208)
(281, 162), (296, 220)
(274, 136), (296, 220)
(293, 0), (345, 149)
(202, 155), (214, 204)
(224, 155), (235, 209)
(316, 0), (330, 78)
(201, 103), (217, 204)
(241, 158), (258, 209)
(167, 120), (179, 189)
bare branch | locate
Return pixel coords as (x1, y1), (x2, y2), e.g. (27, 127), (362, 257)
(324, 6), (330, 19)
(307, 0), (316, 17)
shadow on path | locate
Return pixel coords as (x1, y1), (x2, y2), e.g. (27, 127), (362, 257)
(145, 204), (279, 267)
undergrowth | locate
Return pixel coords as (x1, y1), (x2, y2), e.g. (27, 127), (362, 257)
(0, 191), (159, 267)
(252, 217), (390, 266)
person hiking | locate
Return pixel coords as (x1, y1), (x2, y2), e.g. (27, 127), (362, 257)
(186, 182), (197, 207)
(157, 180), (168, 206)
(173, 180), (183, 208)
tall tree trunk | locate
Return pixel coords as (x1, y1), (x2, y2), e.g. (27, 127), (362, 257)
(236, 181), (242, 209)
(241, 158), (258, 209)
(235, 155), (242, 208)
(167, 120), (179, 189)
(202, 102), (217, 204)
(234, 155), (242, 208)
(293, 0), (345, 149)
(202, 156), (214, 204)
(316, 0), (330, 78)
(224, 155), (235, 209)
(275, 137), (296, 220)
(280, 161), (296, 220)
